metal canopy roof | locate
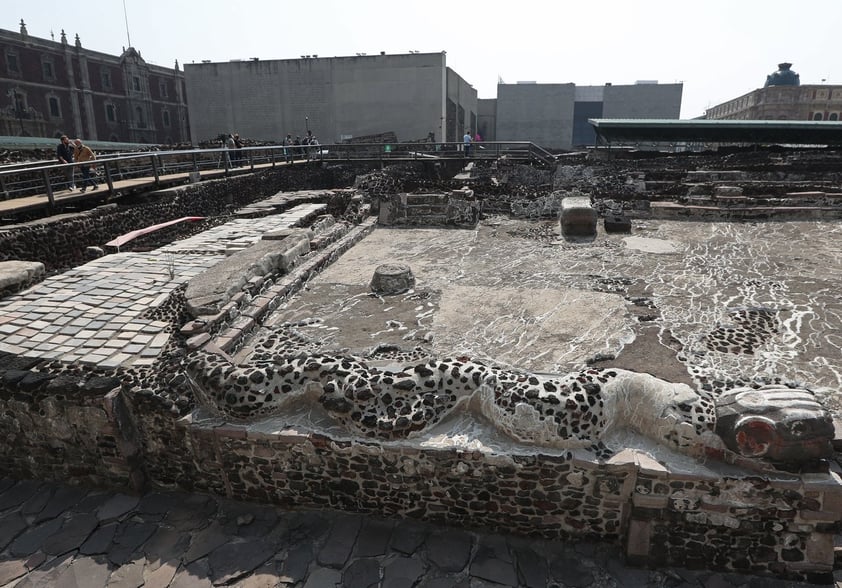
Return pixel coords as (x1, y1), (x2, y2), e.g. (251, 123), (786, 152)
(588, 119), (842, 145)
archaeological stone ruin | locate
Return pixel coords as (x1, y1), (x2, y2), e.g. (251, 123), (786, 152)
(1, 149), (842, 583)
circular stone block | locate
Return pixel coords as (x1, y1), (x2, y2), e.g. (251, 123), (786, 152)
(370, 263), (415, 295)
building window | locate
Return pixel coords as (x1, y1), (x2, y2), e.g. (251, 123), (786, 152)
(101, 70), (112, 90)
(132, 76), (141, 92)
(5, 50), (20, 74)
(42, 59), (55, 81)
(813, 112), (823, 120)
(105, 103), (116, 122)
(162, 110), (171, 127)
(830, 113), (839, 121)
(48, 96), (61, 118)
(159, 81), (168, 98)
(12, 91), (26, 116)
(135, 106), (145, 128)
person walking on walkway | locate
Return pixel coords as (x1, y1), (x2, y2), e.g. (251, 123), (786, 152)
(56, 135), (76, 191)
(72, 138), (98, 193)
(463, 129), (473, 157)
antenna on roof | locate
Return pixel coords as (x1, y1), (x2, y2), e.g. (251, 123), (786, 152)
(123, 0), (132, 47)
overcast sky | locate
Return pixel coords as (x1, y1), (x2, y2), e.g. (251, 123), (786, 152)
(8, 0), (840, 119)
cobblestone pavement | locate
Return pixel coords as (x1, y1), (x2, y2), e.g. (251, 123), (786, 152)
(0, 478), (833, 588)
(0, 204), (325, 369)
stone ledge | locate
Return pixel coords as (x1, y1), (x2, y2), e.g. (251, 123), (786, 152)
(185, 234), (311, 317)
(0, 260), (46, 295)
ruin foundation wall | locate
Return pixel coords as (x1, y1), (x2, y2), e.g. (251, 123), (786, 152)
(0, 371), (839, 583)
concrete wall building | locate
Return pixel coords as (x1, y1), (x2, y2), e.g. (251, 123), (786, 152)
(491, 81), (682, 151)
(495, 83), (576, 149)
(184, 52), (476, 145)
(0, 20), (189, 144)
(705, 63), (842, 122)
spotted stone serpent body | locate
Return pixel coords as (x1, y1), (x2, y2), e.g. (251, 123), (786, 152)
(185, 350), (722, 457)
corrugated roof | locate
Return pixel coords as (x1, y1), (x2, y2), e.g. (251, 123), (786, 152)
(588, 119), (842, 145)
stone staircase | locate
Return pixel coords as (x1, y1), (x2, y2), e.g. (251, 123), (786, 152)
(651, 190), (842, 220)
(641, 168), (842, 220)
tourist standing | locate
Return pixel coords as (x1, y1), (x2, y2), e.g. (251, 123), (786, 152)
(283, 134), (293, 162)
(233, 133), (244, 166)
(56, 135), (76, 191)
(307, 133), (319, 159)
(463, 129), (473, 157)
(72, 138), (98, 193)
(224, 133), (235, 168)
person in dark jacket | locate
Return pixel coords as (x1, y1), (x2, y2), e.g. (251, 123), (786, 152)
(233, 133), (244, 166)
(56, 135), (76, 191)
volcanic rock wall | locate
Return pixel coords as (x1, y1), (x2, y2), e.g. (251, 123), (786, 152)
(0, 358), (838, 583)
(0, 165), (351, 272)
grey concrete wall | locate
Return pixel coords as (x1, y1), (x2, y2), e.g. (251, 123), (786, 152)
(602, 83), (683, 119)
(445, 68), (477, 142)
(185, 53), (447, 144)
(477, 98), (496, 141)
(496, 83), (576, 150)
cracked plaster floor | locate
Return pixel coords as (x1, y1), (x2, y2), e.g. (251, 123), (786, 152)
(247, 216), (842, 418)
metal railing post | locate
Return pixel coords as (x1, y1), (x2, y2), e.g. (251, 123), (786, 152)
(103, 161), (115, 194)
(42, 169), (56, 213)
(151, 154), (160, 184)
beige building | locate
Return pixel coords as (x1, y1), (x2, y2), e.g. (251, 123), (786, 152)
(705, 63), (842, 121)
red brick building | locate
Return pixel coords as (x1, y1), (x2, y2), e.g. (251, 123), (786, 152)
(0, 20), (189, 144)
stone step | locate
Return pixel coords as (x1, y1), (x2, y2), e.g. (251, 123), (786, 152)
(650, 201), (842, 221)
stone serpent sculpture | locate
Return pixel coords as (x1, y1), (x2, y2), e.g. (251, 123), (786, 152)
(184, 349), (834, 465)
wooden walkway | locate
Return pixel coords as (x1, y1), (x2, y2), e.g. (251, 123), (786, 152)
(0, 161), (281, 218)
(0, 141), (552, 219)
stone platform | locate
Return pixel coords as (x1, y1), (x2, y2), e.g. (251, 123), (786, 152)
(1, 196), (842, 584)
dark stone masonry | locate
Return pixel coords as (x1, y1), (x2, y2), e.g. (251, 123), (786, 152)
(1, 150), (842, 585)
